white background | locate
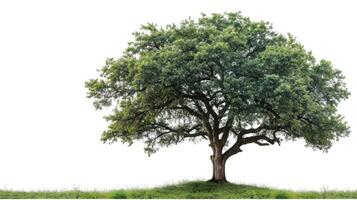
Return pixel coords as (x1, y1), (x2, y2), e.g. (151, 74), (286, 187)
(0, 0), (356, 191)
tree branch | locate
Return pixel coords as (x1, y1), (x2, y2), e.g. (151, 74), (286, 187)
(172, 105), (203, 120)
(242, 134), (280, 146)
(147, 122), (208, 139)
(223, 125), (283, 160)
(254, 141), (270, 146)
(219, 112), (235, 145)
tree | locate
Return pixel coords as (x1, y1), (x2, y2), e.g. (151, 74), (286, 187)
(85, 13), (350, 183)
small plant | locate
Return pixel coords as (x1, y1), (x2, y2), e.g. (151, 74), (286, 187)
(72, 186), (81, 199)
(112, 191), (127, 199)
(275, 191), (289, 199)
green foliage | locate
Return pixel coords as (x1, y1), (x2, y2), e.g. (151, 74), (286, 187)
(85, 12), (350, 154)
(112, 191), (127, 199)
(275, 191), (289, 199)
(1, 181), (357, 199)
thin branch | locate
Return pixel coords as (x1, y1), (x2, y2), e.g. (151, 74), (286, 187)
(242, 134), (280, 146)
(172, 105), (203, 120)
(254, 141), (270, 146)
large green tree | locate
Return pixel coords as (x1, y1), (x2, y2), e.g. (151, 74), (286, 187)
(86, 13), (350, 183)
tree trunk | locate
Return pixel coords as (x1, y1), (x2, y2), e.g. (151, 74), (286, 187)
(208, 153), (228, 183)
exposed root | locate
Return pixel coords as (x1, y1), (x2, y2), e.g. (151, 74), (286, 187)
(207, 178), (229, 183)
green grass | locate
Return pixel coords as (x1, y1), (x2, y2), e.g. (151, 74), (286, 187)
(1, 181), (357, 199)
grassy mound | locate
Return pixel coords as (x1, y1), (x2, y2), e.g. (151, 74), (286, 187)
(1, 181), (357, 199)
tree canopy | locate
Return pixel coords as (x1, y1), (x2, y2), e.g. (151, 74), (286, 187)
(86, 12), (350, 181)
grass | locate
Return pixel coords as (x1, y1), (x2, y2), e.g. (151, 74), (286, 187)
(1, 181), (357, 199)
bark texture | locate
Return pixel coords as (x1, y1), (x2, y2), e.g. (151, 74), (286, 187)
(208, 144), (228, 183)
(209, 155), (227, 183)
